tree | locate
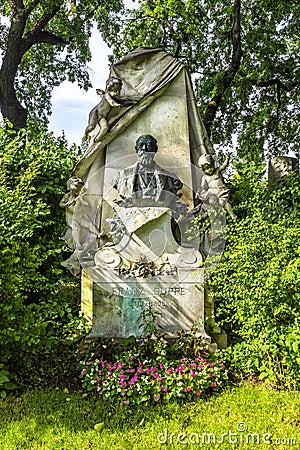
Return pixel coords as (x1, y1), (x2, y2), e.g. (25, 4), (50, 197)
(0, 0), (124, 130)
(105, 0), (300, 162)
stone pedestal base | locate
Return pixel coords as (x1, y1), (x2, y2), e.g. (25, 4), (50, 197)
(81, 269), (211, 341)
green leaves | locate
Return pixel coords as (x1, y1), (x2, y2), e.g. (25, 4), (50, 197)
(0, 0), (125, 126)
(106, 0), (300, 160)
(0, 365), (16, 399)
(207, 169), (300, 387)
(0, 123), (84, 386)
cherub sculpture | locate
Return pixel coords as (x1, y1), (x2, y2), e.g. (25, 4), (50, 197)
(83, 77), (123, 142)
(59, 176), (85, 249)
(59, 176), (86, 276)
(196, 153), (236, 219)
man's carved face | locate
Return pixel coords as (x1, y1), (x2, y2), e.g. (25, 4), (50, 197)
(136, 135), (157, 168)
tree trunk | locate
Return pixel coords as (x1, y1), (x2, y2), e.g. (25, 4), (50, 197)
(0, 76), (28, 131)
(0, 1), (64, 131)
(0, 5), (28, 130)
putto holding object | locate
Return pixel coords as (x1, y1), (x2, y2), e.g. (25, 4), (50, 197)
(196, 153), (236, 219)
(83, 77), (123, 142)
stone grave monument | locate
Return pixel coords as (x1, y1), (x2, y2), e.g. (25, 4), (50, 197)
(61, 48), (228, 347)
(268, 155), (299, 184)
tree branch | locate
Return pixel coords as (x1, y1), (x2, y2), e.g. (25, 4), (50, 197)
(9, 0), (25, 11)
(248, 77), (294, 91)
(32, 30), (67, 45)
(165, 18), (183, 58)
(26, 0), (42, 15)
(276, 83), (281, 117)
(22, 3), (63, 47)
(0, 0), (65, 130)
(203, 0), (242, 137)
(248, 77), (299, 118)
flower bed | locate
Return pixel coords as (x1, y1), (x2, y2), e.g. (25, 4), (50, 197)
(78, 349), (228, 406)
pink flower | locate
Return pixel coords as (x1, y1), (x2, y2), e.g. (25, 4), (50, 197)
(129, 356), (134, 361)
(212, 382), (217, 387)
(129, 375), (138, 385)
(81, 369), (86, 375)
(196, 391), (201, 396)
(185, 387), (192, 393)
(123, 400), (130, 405)
(165, 368), (173, 375)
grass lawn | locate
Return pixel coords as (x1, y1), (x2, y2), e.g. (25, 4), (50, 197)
(1, 383), (300, 449)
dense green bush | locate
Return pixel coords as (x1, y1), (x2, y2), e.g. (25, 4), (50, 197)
(208, 165), (300, 388)
(0, 123), (85, 387)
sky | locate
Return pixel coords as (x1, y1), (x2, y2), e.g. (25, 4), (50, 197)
(0, 1), (138, 147)
(48, 30), (111, 147)
(49, 0), (138, 146)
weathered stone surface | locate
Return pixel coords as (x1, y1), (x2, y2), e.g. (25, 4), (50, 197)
(62, 48), (226, 345)
(81, 206), (209, 339)
(268, 156), (298, 183)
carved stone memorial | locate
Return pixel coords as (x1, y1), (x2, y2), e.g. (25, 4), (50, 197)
(268, 155), (299, 184)
(61, 48), (228, 346)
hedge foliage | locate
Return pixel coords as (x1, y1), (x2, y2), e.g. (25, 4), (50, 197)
(209, 163), (300, 388)
(0, 123), (84, 387)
